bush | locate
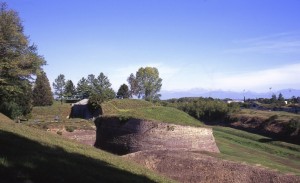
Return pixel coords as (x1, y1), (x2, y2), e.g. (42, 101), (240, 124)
(0, 102), (23, 119)
(162, 97), (240, 122)
(65, 126), (77, 132)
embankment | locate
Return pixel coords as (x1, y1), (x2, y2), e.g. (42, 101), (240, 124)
(94, 116), (219, 155)
(225, 113), (300, 144)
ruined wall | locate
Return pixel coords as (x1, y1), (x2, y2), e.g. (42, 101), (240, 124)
(94, 117), (219, 155)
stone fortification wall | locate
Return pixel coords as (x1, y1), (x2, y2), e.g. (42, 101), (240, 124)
(94, 117), (219, 155)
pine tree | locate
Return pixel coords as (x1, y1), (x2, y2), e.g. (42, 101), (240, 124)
(64, 80), (76, 97)
(53, 74), (66, 104)
(32, 71), (53, 106)
(117, 84), (130, 99)
(77, 77), (90, 98)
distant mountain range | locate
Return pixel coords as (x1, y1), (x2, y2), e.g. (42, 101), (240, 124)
(160, 88), (300, 100)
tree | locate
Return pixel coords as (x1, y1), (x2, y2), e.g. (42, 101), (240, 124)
(64, 80), (76, 97)
(127, 73), (138, 97)
(32, 71), (53, 106)
(87, 72), (115, 110)
(53, 74), (65, 104)
(95, 72), (112, 91)
(0, 3), (46, 118)
(127, 67), (162, 101)
(117, 84), (130, 99)
(270, 94), (277, 103)
(278, 93), (285, 102)
(291, 96), (298, 104)
(77, 77), (90, 98)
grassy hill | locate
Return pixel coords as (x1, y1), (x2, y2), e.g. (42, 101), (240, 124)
(213, 126), (300, 175)
(0, 116), (173, 183)
(101, 99), (203, 127)
(14, 99), (300, 177)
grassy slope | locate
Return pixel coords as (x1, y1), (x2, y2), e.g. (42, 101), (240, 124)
(26, 101), (95, 131)
(101, 99), (203, 127)
(20, 99), (300, 176)
(0, 118), (173, 183)
(213, 126), (300, 175)
(103, 99), (300, 175)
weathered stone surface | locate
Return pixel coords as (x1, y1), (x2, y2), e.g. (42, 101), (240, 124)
(94, 117), (219, 155)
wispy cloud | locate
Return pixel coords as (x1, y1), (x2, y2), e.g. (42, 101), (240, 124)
(224, 32), (300, 54)
(213, 63), (300, 92)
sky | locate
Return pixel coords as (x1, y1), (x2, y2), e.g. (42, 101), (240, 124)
(6, 0), (300, 94)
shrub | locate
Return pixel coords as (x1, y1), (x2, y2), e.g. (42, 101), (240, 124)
(65, 126), (77, 132)
(162, 97), (240, 122)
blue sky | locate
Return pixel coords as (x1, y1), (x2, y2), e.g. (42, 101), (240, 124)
(7, 0), (300, 93)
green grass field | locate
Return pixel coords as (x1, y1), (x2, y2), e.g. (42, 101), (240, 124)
(213, 126), (300, 175)
(3, 99), (300, 179)
(0, 117), (173, 183)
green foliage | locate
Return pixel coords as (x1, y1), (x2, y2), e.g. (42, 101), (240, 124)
(289, 118), (300, 129)
(127, 73), (138, 97)
(52, 74), (66, 101)
(64, 80), (76, 97)
(271, 94), (277, 103)
(65, 125), (77, 132)
(0, 101), (22, 119)
(162, 97), (239, 122)
(0, 3), (45, 118)
(32, 71), (53, 106)
(278, 93), (285, 102)
(76, 77), (90, 98)
(86, 73), (116, 110)
(117, 84), (130, 99)
(77, 72), (115, 100)
(88, 89), (115, 111)
(128, 67), (162, 101)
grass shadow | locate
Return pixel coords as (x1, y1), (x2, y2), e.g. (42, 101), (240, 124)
(0, 130), (156, 183)
(258, 138), (278, 143)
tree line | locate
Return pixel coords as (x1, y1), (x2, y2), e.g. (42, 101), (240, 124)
(160, 97), (240, 122)
(52, 66), (163, 108)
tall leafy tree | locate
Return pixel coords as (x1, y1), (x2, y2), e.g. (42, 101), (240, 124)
(0, 3), (46, 118)
(32, 71), (53, 106)
(128, 67), (162, 101)
(64, 80), (76, 97)
(117, 84), (130, 99)
(52, 74), (65, 104)
(127, 73), (138, 97)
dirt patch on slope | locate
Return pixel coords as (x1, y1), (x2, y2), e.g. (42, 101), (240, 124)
(124, 150), (300, 183)
(47, 128), (96, 146)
